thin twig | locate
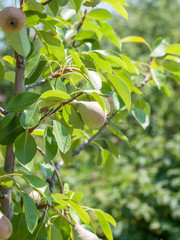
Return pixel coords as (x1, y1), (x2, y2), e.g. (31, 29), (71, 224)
(41, 0), (53, 6)
(25, 67), (73, 90)
(0, 107), (9, 115)
(50, 161), (64, 194)
(71, 111), (118, 156)
(138, 57), (153, 88)
(28, 92), (83, 133)
(72, 9), (87, 48)
(25, 79), (48, 90)
(36, 146), (64, 194)
(37, 203), (75, 227)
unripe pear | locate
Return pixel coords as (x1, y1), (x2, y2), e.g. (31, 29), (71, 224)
(0, 210), (13, 240)
(104, 96), (114, 115)
(0, 7), (26, 33)
(72, 101), (106, 128)
(83, 0), (101, 7)
(74, 224), (100, 240)
(28, 190), (41, 204)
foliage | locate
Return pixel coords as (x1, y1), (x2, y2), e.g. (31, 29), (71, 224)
(0, 0), (179, 239)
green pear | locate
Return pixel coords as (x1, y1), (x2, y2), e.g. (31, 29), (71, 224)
(28, 190), (41, 204)
(72, 101), (106, 128)
(0, 210), (13, 240)
(0, 7), (26, 33)
(104, 96), (114, 115)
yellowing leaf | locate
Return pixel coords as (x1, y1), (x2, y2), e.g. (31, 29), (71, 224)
(121, 36), (151, 50)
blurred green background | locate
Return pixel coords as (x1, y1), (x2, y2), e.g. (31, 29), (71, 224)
(0, 0), (180, 239)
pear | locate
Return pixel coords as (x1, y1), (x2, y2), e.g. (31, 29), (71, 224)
(72, 100), (106, 128)
(0, 7), (26, 33)
(104, 96), (114, 115)
(28, 190), (41, 204)
(83, 0), (101, 7)
(0, 210), (13, 240)
(74, 224), (100, 240)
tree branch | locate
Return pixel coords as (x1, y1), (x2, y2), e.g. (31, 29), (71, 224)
(25, 79), (48, 90)
(37, 203), (75, 227)
(25, 67), (73, 90)
(72, 9), (87, 48)
(72, 111), (118, 156)
(138, 57), (153, 88)
(0, 107), (9, 115)
(37, 146), (64, 194)
(0, 51), (26, 219)
(41, 0), (53, 6)
(28, 92), (83, 133)
(0, 145), (15, 219)
(50, 161), (64, 194)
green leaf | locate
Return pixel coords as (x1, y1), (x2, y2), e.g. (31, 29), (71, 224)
(48, 225), (63, 240)
(151, 38), (169, 57)
(69, 50), (84, 69)
(60, 148), (72, 166)
(101, 149), (115, 175)
(40, 90), (71, 101)
(120, 54), (138, 74)
(0, 116), (25, 145)
(107, 74), (131, 110)
(0, 113), (15, 129)
(132, 108), (150, 129)
(7, 92), (40, 112)
(9, 213), (29, 240)
(165, 44), (180, 56)
(44, 127), (58, 163)
(69, 0), (83, 12)
(87, 9), (112, 20)
(94, 209), (113, 240)
(8, 27), (31, 57)
(163, 60), (180, 73)
(52, 194), (69, 207)
(53, 120), (71, 154)
(89, 52), (112, 73)
(102, 0), (128, 19)
(75, 30), (97, 42)
(26, 222), (47, 240)
(4, 71), (15, 82)
(0, 61), (4, 82)
(70, 192), (84, 203)
(23, 1), (45, 13)
(106, 140), (119, 158)
(61, 9), (76, 20)
(150, 69), (166, 89)
(20, 103), (41, 128)
(14, 132), (37, 165)
(103, 212), (116, 227)
(39, 163), (54, 179)
(114, 69), (133, 92)
(107, 125), (129, 143)
(86, 70), (102, 90)
(68, 200), (90, 224)
(37, 30), (65, 62)
(98, 21), (120, 48)
(0, 168), (13, 188)
(50, 78), (67, 92)
(25, 58), (47, 85)
(63, 105), (84, 129)
(22, 192), (38, 233)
